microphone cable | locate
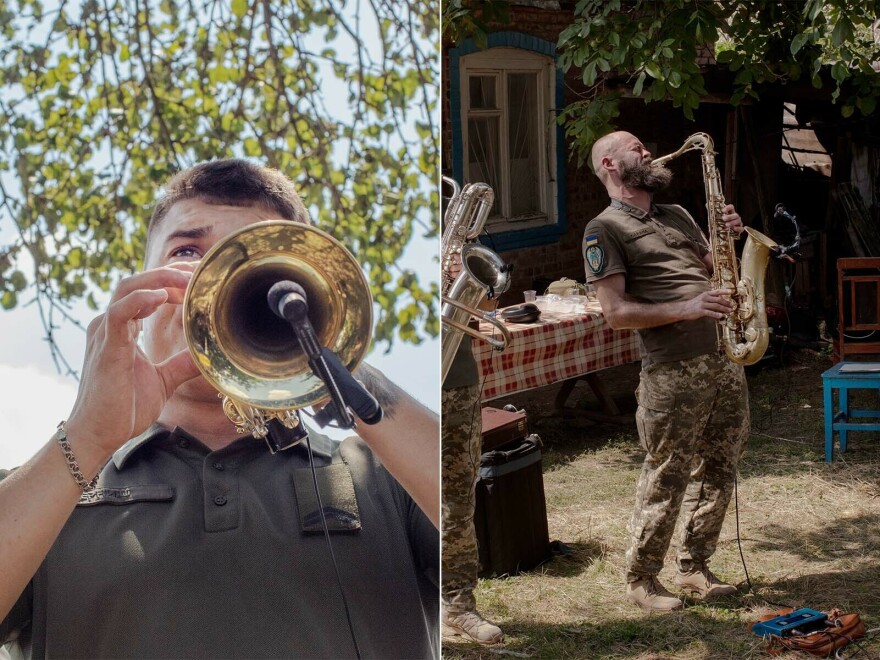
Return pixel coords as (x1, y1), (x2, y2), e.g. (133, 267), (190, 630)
(303, 431), (363, 659)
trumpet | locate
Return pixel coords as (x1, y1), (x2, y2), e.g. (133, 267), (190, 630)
(183, 220), (373, 443)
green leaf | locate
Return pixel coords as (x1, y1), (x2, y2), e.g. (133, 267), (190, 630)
(583, 61), (598, 86)
(856, 95), (877, 116)
(645, 62), (661, 79)
(805, 0), (823, 22)
(633, 71), (646, 96)
(0, 0), (441, 351)
(231, 0), (247, 18)
(791, 33), (808, 56)
(9, 270), (27, 291)
(831, 18), (854, 47)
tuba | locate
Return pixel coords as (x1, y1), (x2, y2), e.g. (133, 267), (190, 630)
(652, 133), (778, 366)
(440, 176), (511, 383)
(183, 220), (373, 442)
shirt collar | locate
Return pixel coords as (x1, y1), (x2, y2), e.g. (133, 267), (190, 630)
(113, 423), (168, 469)
(610, 197), (658, 220)
(112, 420), (335, 469)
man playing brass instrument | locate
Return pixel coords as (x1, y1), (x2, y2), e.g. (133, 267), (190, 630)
(441, 337), (504, 645)
(0, 159), (440, 658)
(585, 131), (750, 612)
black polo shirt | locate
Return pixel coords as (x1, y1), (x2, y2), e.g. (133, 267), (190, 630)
(1, 423), (439, 659)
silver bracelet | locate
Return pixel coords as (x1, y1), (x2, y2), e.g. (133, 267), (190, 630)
(54, 421), (99, 492)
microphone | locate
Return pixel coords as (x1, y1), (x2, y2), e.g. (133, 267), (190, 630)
(268, 280), (308, 323)
(265, 280), (383, 428)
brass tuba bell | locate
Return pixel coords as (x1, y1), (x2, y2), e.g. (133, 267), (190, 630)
(183, 220), (373, 440)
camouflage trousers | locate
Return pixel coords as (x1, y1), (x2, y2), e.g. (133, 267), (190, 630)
(626, 352), (750, 582)
(441, 383), (482, 614)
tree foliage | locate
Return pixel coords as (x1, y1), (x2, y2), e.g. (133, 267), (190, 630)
(442, 0), (509, 49)
(0, 0), (438, 373)
(554, 0), (880, 165)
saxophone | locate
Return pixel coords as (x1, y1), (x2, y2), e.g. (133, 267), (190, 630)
(440, 176), (511, 383)
(652, 133), (778, 366)
(441, 176), (495, 296)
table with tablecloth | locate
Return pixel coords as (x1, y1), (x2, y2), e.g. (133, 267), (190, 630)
(473, 300), (641, 416)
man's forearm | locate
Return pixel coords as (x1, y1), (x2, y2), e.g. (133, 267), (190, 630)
(605, 298), (691, 330)
(353, 364), (440, 528)
(0, 433), (110, 621)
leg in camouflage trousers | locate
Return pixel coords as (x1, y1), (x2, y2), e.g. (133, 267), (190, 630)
(626, 353), (750, 582)
(441, 383), (482, 613)
(677, 356), (749, 571)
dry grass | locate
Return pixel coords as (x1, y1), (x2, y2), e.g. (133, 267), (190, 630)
(443, 349), (880, 659)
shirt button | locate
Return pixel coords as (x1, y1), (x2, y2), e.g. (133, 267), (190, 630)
(213, 461), (224, 471)
(213, 495), (227, 506)
(178, 439), (190, 449)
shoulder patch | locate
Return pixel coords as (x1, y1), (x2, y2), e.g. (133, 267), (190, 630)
(585, 233), (599, 247)
(585, 244), (605, 274)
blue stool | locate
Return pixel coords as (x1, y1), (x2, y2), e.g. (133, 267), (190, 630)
(821, 362), (880, 462)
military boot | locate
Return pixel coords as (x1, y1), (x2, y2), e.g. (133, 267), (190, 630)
(674, 564), (737, 598)
(442, 609), (504, 645)
(624, 576), (683, 611)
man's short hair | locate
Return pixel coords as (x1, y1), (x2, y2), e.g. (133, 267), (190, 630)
(590, 132), (623, 181)
(148, 159), (311, 246)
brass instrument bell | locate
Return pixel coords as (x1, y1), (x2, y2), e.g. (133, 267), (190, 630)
(183, 220), (373, 439)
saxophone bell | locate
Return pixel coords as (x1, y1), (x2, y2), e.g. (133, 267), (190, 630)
(441, 181), (495, 296)
(441, 244), (512, 384)
(440, 178), (513, 382)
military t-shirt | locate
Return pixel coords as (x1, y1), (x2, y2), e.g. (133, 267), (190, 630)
(0, 423), (439, 659)
(583, 198), (717, 364)
(442, 336), (479, 391)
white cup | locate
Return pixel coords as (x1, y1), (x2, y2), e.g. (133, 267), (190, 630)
(524, 290), (536, 303)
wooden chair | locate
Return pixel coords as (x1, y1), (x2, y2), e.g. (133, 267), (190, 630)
(822, 258), (880, 462)
(836, 258), (880, 362)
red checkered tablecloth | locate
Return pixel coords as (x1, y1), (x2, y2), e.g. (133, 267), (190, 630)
(474, 301), (641, 401)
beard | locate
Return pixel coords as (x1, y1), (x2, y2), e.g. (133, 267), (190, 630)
(619, 158), (673, 193)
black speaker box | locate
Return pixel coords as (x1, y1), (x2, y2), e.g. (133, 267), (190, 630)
(474, 434), (551, 578)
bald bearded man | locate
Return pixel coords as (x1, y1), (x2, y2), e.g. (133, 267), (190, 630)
(584, 131), (751, 612)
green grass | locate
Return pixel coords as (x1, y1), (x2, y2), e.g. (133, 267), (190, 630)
(443, 350), (880, 659)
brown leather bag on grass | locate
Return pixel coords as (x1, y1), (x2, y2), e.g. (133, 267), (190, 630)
(752, 607), (866, 657)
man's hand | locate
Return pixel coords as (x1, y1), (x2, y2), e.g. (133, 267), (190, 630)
(681, 288), (735, 321)
(446, 251), (463, 281)
(66, 263), (201, 458)
(721, 204), (744, 235)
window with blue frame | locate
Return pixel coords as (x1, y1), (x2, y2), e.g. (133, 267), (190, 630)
(450, 34), (566, 251)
